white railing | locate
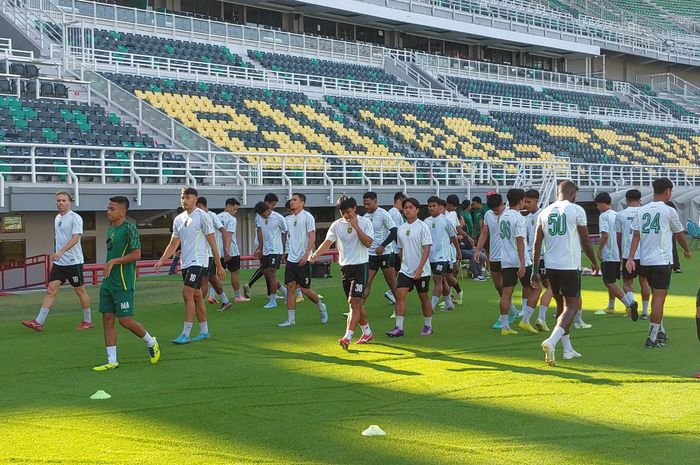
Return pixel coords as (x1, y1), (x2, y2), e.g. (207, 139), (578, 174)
(469, 93), (578, 114)
(586, 106), (674, 123)
(1, 0), (66, 53)
(681, 115), (700, 126)
(612, 80), (669, 114)
(637, 73), (700, 105)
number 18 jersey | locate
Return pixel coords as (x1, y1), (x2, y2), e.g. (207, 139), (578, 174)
(631, 201), (683, 266)
(537, 200), (587, 271)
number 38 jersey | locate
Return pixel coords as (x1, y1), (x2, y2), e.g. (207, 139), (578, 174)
(631, 201), (683, 266)
(537, 200), (587, 271)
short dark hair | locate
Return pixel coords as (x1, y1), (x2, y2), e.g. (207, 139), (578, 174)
(285, 200), (291, 209)
(109, 196), (129, 210)
(625, 189), (642, 201)
(506, 188), (525, 206)
(337, 196), (357, 211)
(196, 196), (207, 207)
(403, 197), (420, 209)
(176, 206), (184, 214)
(181, 187), (198, 197)
(471, 196), (483, 204)
(652, 177), (673, 195)
(486, 193), (502, 210)
(525, 189), (540, 199)
(427, 195), (441, 204)
(225, 197), (240, 207)
(438, 198), (447, 207)
(363, 191), (378, 200)
(254, 201), (269, 215)
(558, 180), (578, 197)
(292, 192), (306, 203)
(594, 192), (612, 205)
(394, 191), (407, 202)
(446, 194), (459, 206)
(264, 193), (279, 203)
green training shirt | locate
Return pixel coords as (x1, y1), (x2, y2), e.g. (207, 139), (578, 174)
(103, 221), (141, 291)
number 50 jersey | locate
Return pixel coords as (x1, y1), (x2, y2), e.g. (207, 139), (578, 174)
(537, 200), (588, 271)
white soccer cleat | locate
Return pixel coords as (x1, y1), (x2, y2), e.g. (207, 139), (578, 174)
(319, 303), (328, 324)
(563, 349), (582, 360)
(573, 322), (592, 329)
(277, 320), (296, 327)
(541, 340), (556, 367)
(384, 290), (396, 305)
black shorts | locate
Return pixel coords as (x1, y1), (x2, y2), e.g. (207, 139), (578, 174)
(369, 254), (394, 271)
(341, 263), (368, 299)
(502, 266), (532, 288)
(621, 258), (640, 279)
(206, 257), (216, 277)
(397, 272), (430, 293)
(182, 266), (205, 289)
(261, 254), (282, 270)
(547, 269), (581, 298)
(393, 254), (401, 270)
(285, 262), (311, 288)
(602, 261), (620, 285)
(222, 256), (241, 272)
(490, 261), (502, 273)
(49, 264), (84, 287)
(445, 261), (455, 274)
(430, 261), (449, 276)
(640, 264), (671, 290)
(538, 259), (548, 279)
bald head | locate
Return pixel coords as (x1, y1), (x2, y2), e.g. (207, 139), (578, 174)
(557, 180), (578, 202)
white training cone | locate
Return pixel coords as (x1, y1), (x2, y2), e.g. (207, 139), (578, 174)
(362, 425), (387, 437)
(90, 390), (112, 400)
(593, 310), (608, 315)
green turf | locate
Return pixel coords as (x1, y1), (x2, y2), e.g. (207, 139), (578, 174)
(1, 262), (699, 465)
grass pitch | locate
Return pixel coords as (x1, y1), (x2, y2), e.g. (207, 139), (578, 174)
(1, 262), (699, 465)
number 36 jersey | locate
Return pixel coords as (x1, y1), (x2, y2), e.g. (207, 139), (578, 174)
(631, 201), (683, 266)
(537, 200), (587, 271)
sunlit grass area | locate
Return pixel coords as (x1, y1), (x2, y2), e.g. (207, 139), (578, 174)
(1, 261), (699, 465)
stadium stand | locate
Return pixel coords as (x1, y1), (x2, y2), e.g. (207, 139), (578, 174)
(542, 89), (632, 111)
(652, 0), (700, 22)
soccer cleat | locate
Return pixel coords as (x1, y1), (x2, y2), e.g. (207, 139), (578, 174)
(645, 337), (664, 348)
(278, 320), (296, 327)
(501, 328), (518, 336)
(622, 308), (630, 318)
(518, 321), (539, 335)
(454, 290), (464, 305)
(296, 294), (304, 303)
(219, 302), (232, 312)
(191, 332), (210, 342)
(641, 314), (649, 320)
(386, 326), (404, 337)
(535, 320), (550, 332)
(384, 290), (396, 305)
(263, 301), (278, 309)
(207, 295), (219, 305)
(319, 303), (328, 324)
(437, 301), (446, 310)
(389, 311), (396, 319)
(234, 296), (250, 303)
(563, 349), (582, 360)
(21, 319), (44, 332)
(172, 334), (191, 344)
(507, 309), (519, 324)
(629, 301), (639, 321)
(76, 321), (94, 330)
(93, 362), (119, 371)
(472, 275), (487, 281)
(694, 371), (700, 379)
(148, 338), (161, 364)
(541, 340), (556, 366)
(243, 284), (251, 299)
(491, 319), (503, 330)
(574, 321), (593, 329)
(356, 333), (375, 344)
(420, 325), (433, 336)
(603, 307), (616, 314)
(442, 304), (455, 312)
(657, 331), (668, 344)
(338, 337), (351, 350)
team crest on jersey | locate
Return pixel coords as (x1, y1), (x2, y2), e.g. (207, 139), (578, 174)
(406, 230), (411, 236)
(265, 219), (269, 225)
(432, 223), (435, 228)
(294, 220), (298, 227)
(347, 226), (353, 234)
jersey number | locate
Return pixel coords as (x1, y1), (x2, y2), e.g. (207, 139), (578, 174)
(499, 221), (511, 240)
(547, 213), (567, 236)
(641, 213), (660, 234)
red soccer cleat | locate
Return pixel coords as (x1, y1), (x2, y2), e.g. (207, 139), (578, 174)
(207, 296), (219, 304)
(356, 333), (375, 344)
(21, 319), (44, 332)
(76, 321), (94, 330)
(695, 372), (700, 379)
(338, 337), (350, 350)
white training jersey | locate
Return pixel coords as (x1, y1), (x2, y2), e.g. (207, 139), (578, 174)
(285, 210), (315, 263)
(396, 219), (432, 278)
(498, 209), (530, 268)
(537, 200), (587, 271)
(260, 211), (287, 256)
(631, 201), (683, 266)
(484, 209), (503, 262)
(616, 206), (640, 260)
(444, 210), (459, 263)
(206, 210), (224, 258)
(365, 207), (397, 256)
(218, 211), (240, 257)
(424, 214), (455, 263)
(325, 216), (373, 266)
(598, 209), (620, 262)
(388, 207), (405, 229)
(54, 210), (84, 266)
(526, 209), (541, 258)
(172, 208), (215, 268)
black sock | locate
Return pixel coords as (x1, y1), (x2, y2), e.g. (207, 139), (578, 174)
(248, 267), (263, 288)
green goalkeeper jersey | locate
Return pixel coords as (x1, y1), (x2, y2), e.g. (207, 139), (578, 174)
(103, 221), (141, 291)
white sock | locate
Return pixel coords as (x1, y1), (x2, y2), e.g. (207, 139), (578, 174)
(199, 321), (209, 335)
(499, 314), (510, 330)
(280, 285), (288, 298)
(608, 299), (615, 309)
(431, 295), (440, 310)
(424, 316), (432, 327)
(575, 309), (584, 324)
(522, 305), (534, 323)
(182, 321), (193, 337)
(344, 330), (354, 340)
(395, 315), (405, 330)
(548, 325), (566, 346)
(521, 298), (528, 312)
(82, 308), (92, 324)
(220, 292), (230, 304)
(642, 301), (649, 315)
(36, 308), (50, 324)
(106, 346), (117, 364)
(209, 287), (216, 298)
(444, 295), (454, 308)
(142, 331), (155, 347)
(296, 288), (303, 297)
(660, 319), (665, 333)
(649, 322), (661, 341)
(561, 334), (573, 352)
(538, 305), (548, 321)
(361, 324), (371, 336)
(269, 294), (276, 303)
(620, 295), (632, 307)
(625, 291), (634, 303)
(234, 289), (241, 298)
(287, 309), (295, 322)
(317, 300), (325, 311)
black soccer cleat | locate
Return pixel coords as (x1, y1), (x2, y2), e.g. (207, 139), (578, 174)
(645, 337), (664, 348)
(629, 302), (639, 322)
(656, 331), (668, 345)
